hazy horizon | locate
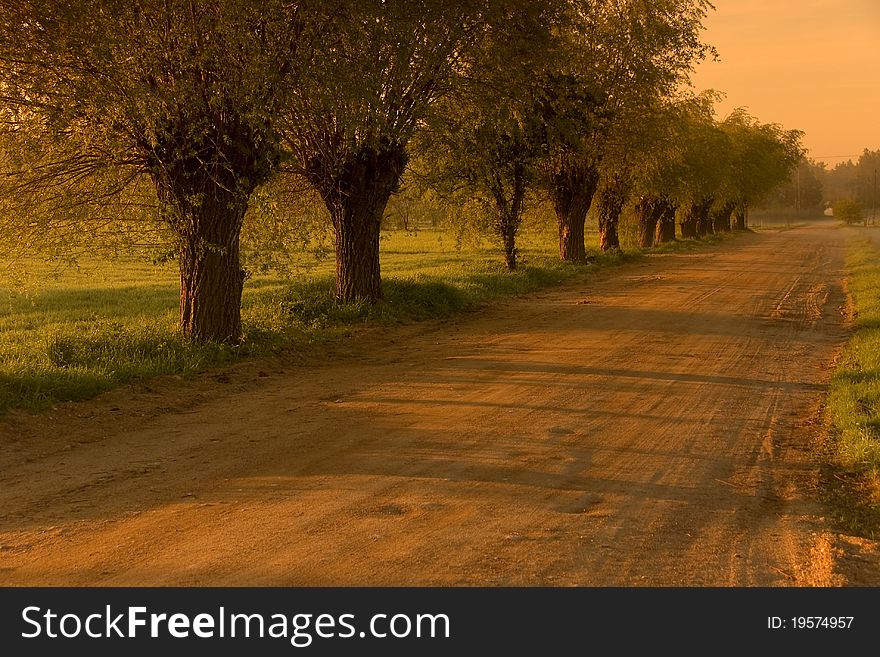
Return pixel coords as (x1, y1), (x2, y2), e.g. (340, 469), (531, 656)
(691, 0), (880, 168)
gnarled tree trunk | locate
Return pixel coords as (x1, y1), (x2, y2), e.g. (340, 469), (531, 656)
(549, 160), (599, 263)
(151, 126), (270, 344)
(733, 205), (747, 230)
(680, 204), (698, 239)
(654, 199), (677, 243)
(177, 194), (248, 344)
(636, 196), (666, 249)
(694, 198), (713, 237)
(711, 201), (735, 233)
(597, 178), (626, 251)
(310, 142), (408, 303)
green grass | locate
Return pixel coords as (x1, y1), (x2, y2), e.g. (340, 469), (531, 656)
(0, 229), (585, 413)
(649, 230), (741, 253)
(824, 237), (880, 535)
(0, 226), (728, 414)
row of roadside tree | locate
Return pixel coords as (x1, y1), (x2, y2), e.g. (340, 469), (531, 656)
(0, 0), (802, 343)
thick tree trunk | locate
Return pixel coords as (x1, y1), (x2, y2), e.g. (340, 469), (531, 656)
(711, 202), (735, 233)
(148, 115), (281, 344)
(313, 142), (408, 303)
(153, 159), (256, 345)
(636, 197), (663, 249)
(654, 199), (677, 243)
(550, 162), (599, 263)
(680, 204), (698, 239)
(685, 198), (713, 238)
(695, 203), (712, 237)
(597, 180), (626, 251)
(177, 198), (248, 344)
(331, 201), (384, 301)
(733, 206), (747, 230)
(557, 207), (586, 261)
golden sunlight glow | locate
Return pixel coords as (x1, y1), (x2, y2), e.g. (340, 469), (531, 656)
(691, 0), (880, 166)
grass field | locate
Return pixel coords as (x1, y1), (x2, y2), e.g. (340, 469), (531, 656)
(0, 228), (610, 413)
(825, 236), (880, 531)
(0, 224), (743, 414)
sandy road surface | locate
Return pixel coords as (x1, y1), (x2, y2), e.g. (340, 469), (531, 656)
(1, 223), (877, 586)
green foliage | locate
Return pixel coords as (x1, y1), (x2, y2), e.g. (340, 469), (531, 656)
(420, 47), (553, 266)
(241, 180), (335, 275)
(617, 205), (641, 249)
(834, 199), (865, 224)
(283, 0), (554, 194)
(677, 96), (729, 205)
(823, 150), (880, 210)
(535, 0), (716, 238)
(0, 0), (308, 251)
(418, 0), (716, 261)
(763, 158), (826, 214)
(383, 184), (446, 232)
(718, 109), (804, 209)
(627, 95), (804, 221)
(0, 0), (325, 341)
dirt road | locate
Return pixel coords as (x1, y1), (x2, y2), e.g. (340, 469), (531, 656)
(2, 222), (876, 585)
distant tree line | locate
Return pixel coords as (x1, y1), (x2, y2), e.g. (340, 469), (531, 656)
(760, 149), (880, 220)
(0, 0), (802, 344)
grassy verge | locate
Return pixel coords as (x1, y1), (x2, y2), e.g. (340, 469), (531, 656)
(824, 237), (880, 537)
(649, 230), (740, 253)
(0, 227), (725, 414)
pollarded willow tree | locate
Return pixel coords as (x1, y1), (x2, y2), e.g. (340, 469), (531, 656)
(542, 0), (713, 263)
(625, 98), (696, 247)
(719, 110), (803, 230)
(539, 71), (607, 262)
(421, 100), (547, 271)
(417, 5), (561, 270)
(641, 100), (802, 239)
(662, 95), (730, 239)
(591, 97), (676, 252)
(0, 0), (313, 343)
(282, 0), (551, 302)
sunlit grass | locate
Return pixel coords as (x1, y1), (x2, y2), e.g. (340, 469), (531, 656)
(648, 230), (739, 253)
(825, 237), (880, 534)
(0, 228), (591, 412)
(0, 225), (730, 414)
(827, 240), (880, 477)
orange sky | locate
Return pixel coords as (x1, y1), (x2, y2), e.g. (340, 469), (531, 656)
(690, 0), (880, 167)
